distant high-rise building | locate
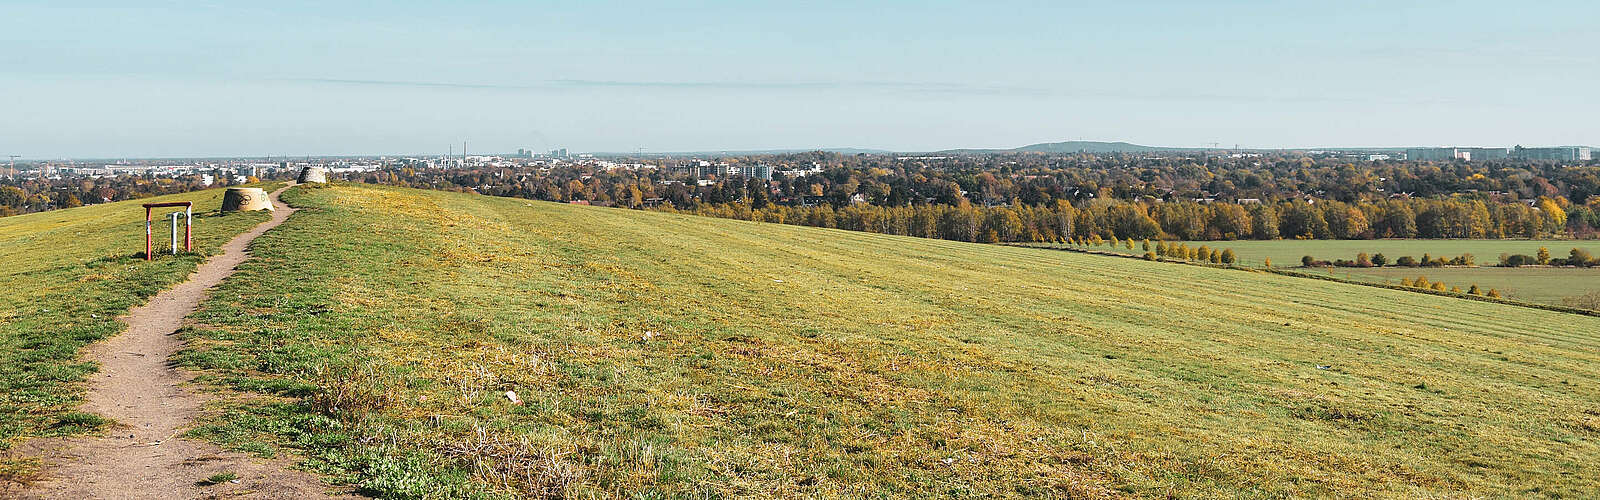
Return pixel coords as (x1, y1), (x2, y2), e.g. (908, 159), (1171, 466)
(1513, 146), (1592, 161)
(1462, 147), (1508, 161)
(1406, 147), (1470, 161)
(550, 148), (569, 158)
(1406, 147), (1509, 161)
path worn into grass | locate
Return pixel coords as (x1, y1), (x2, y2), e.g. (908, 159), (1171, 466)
(5, 184), (345, 499)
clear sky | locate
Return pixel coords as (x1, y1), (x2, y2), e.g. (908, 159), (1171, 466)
(2, 0), (1596, 158)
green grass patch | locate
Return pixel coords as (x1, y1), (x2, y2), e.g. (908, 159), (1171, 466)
(197, 472), (238, 486)
(181, 184), (1600, 498)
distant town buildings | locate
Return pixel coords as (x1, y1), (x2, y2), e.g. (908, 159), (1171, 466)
(1513, 145), (1591, 161)
(1404, 147), (1507, 161)
(1403, 146), (1592, 161)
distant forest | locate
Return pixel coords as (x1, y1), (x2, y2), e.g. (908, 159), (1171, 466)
(350, 152), (1600, 241)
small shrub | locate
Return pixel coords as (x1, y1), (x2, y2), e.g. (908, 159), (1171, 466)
(1220, 249), (1236, 264)
(1487, 289), (1502, 299)
(1370, 253), (1388, 266)
(1431, 282), (1447, 292)
(1143, 251), (1156, 261)
(1501, 254), (1536, 267)
(1396, 256), (1418, 267)
(1301, 255), (1315, 267)
(1570, 248), (1596, 267)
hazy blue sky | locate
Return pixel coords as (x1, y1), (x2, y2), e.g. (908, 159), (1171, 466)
(2, 1), (1596, 158)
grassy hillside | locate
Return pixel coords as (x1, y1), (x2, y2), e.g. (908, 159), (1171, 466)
(0, 188), (271, 463)
(180, 183), (1600, 498)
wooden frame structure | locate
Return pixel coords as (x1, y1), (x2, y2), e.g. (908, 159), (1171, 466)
(142, 201), (192, 260)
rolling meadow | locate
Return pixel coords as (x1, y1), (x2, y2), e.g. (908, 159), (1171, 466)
(168, 183), (1600, 498)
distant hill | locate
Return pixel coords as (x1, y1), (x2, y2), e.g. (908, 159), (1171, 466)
(605, 147), (893, 158)
(936, 140), (1200, 154)
(1015, 140), (1193, 153)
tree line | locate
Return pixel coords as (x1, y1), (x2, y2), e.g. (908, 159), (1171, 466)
(0, 173), (266, 217)
(653, 195), (1591, 243)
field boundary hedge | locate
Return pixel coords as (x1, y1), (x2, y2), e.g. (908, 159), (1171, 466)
(1010, 243), (1600, 318)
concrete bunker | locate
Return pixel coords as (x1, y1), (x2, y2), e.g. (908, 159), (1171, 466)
(221, 187), (273, 212)
(297, 166), (328, 183)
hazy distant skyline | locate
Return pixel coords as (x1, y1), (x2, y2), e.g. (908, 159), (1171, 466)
(2, 1), (1596, 159)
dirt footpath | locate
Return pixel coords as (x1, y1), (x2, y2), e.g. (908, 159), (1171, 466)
(3, 184), (350, 499)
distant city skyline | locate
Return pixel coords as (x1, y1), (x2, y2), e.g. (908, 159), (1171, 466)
(2, 1), (1596, 158)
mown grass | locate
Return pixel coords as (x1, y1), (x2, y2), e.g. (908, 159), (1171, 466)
(1028, 239), (1600, 304)
(181, 183), (1600, 498)
(0, 187), (274, 466)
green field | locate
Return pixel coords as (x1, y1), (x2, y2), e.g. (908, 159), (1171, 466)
(1152, 239), (1600, 268)
(151, 184), (1600, 498)
(0, 188), (271, 468)
(1031, 239), (1600, 305)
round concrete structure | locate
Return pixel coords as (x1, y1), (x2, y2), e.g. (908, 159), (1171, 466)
(297, 166), (328, 183)
(221, 187), (273, 212)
